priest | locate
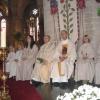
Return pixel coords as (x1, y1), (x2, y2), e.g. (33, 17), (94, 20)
(31, 35), (56, 84)
(51, 30), (76, 84)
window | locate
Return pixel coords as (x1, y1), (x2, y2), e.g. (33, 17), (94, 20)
(27, 9), (40, 42)
(0, 12), (6, 47)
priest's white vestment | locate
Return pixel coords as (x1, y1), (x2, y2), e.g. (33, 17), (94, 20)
(31, 42), (56, 83)
(51, 39), (76, 83)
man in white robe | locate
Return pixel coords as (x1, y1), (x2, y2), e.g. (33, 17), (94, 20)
(31, 35), (56, 83)
(75, 35), (95, 83)
(51, 30), (76, 83)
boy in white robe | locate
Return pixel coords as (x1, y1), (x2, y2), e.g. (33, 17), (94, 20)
(75, 35), (95, 83)
(51, 30), (76, 83)
(6, 45), (17, 78)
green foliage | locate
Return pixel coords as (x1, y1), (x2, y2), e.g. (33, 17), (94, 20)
(97, 8), (100, 16)
(60, 0), (75, 35)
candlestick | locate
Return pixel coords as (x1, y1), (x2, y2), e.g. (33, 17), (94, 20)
(0, 48), (11, 100)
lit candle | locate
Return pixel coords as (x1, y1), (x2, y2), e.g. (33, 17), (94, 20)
(1, 31), (6, 48)
(1, 19), (6, 48)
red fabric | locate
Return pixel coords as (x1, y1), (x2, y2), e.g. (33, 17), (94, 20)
(0, 62), (42, 100)
(51, 7), (58, 14)
(60, 0), (64, 3)
(6, 79), (43, 100)
(77, 0), (86, 9)
(50, 0), (58, 14)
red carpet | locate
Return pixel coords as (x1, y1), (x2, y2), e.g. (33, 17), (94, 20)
(6, 79), (43, 100)
(0, 62), (42, 100)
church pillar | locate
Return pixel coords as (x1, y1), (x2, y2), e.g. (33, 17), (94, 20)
(79, 0), (100, 49)
(43, 0), (60, 41)
(13, 17), (23, 32)
(43, 0), (78, 43)
(58, 0), (78, 43)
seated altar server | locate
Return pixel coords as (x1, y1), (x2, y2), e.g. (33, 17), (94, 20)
(51, 30), (76, 83)
(6, 45), (17, 78)
(31, 35), (56, 83)
(75, 35), (95, 83)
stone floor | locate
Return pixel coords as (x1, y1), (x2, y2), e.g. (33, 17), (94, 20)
(35, 79), (77, 100)
(34, 79), (96, 100)
(36, 84), (71, 100)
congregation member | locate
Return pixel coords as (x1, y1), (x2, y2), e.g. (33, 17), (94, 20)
(75, 35), (95, 84)
(6, 45), (17, 78)
(31, 35), (56, 84)
(50, 30), (76, 84)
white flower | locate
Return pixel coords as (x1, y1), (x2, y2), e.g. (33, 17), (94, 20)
(56, 84), (100, 100)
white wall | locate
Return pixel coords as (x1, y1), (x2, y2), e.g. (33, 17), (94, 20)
(79, 0), (100, 50)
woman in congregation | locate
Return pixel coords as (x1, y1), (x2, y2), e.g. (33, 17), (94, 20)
(31, 35), (56, 84)
(21, 35), (38, 81)
(75, 35), (95, 84)
(6, 45), (17, 78)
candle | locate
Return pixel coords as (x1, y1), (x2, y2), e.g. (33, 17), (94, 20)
(1, 19), (6, 48)
(1, 31), (6, 48)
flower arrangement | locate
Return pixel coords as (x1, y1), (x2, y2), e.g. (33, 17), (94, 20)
(57, 84), (100, 100)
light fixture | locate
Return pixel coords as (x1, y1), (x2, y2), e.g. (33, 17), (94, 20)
(32, 9), (38, 15)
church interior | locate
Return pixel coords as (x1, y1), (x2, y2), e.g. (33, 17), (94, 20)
(0, 0), (100, 100)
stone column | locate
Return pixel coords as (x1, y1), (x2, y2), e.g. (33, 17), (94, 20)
(79, 0), (100, 49)
(58, 0), (78, 43)
(43, 0), (60, 41)
(43, 0), (78, 43)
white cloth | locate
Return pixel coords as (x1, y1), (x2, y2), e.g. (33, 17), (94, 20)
(95, 45), (100, 84)
(6, 52), (17, 78)
(16, 49), (25, 81)
(31, 42), (56, 83)
(20, 44), (38, 81)
(75, 43), (95, 83)
(51, 39), (76, 83)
